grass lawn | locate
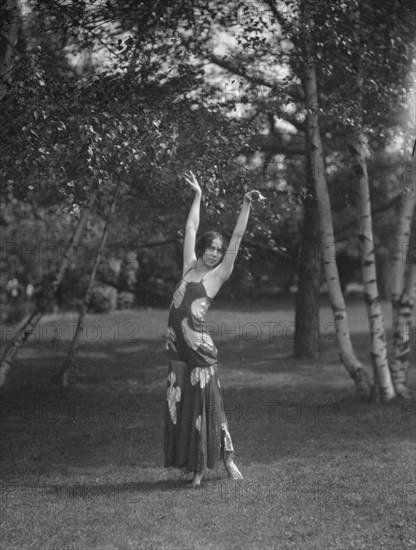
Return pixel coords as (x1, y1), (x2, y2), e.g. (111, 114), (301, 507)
(0, 298), (415, 549)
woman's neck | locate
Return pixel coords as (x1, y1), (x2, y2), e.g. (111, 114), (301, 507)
(195, 259), (212, 273)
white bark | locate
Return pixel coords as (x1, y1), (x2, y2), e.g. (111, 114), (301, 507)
(390, 188), (416, 397)
(391, 181), (416, 312)
(301, 0), (371, 399)
(347, 134), (395, 401)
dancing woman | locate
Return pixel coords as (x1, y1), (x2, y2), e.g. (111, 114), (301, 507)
(164, 170), (265, 487)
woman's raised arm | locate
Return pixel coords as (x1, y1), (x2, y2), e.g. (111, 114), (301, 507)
(216, 190), (266, 283)
(182, 171), (202, 273)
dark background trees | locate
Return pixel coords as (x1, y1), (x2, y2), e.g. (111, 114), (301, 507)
(1, 0), (414, 395)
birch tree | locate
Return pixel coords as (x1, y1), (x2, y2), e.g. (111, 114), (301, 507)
(319, 0), (416, 399)
(390, 168), (416, 398)
(56, 180), (121, 387)
(388, 21), (416, 397)
(0, 0), (251, 389)
(300, 0), (371, 398)
(0, 2), (178, 387)
(344, 1), (395, 401)
(347, 132), (395, 400)
(0, 194), (94, 387)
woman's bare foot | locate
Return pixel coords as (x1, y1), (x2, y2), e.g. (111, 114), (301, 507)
(191, 471), (204, 487)
(224, 457), (243, 480)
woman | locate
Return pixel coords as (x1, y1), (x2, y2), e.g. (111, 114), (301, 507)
(164, 170), (265, 487)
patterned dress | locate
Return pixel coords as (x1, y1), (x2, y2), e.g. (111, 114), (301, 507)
(164, 266), (234, 473)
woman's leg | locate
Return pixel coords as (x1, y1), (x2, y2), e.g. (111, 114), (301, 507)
(223, 451), (243, 480)
(191, 469), (205, 487)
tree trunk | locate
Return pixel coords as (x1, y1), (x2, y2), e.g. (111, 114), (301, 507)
(294, 149), (321, 358)
(0, 195), (95, 389)
(375, 247), (391, 300)
(391, 178), (416, 323)
(301, 0), (371, 399)
(0, 201), (10, 323)
(56, 182), (121, 386)
(345, 0), (395, 402)
(390, 178), (416, 397)
(347, 133), (395, 401)
(210, 42), (321, 356)
(390, 257), (416, 399)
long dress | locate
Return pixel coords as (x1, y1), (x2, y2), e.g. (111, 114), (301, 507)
(164, 266), (234, 473)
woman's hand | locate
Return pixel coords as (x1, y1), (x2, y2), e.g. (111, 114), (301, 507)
(183, 170), (202, 195)
(244, 190), (267, 204)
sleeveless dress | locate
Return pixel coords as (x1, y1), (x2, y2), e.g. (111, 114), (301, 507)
(164, 266), (234, 473)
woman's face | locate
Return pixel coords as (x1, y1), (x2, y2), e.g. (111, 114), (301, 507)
(202, 237), (223, 268)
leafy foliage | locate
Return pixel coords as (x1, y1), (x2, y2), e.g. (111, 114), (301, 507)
(1, 0), (414, 310)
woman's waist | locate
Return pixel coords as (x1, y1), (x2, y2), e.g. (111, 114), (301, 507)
(167, 350), (218, 368)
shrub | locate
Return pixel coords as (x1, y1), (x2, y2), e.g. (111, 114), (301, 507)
(88, 284), (117, 313)
(117, 291), (135, 310)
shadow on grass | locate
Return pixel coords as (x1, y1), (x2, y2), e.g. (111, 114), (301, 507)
(1, 306), (415, 474)
(1, 337), (166, 396)
(1, 306), (415, 550)
(49, 479), (187, 498)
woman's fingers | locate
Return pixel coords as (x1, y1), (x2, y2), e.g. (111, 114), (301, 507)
(255, 191), (267, 201)
(246, 190), (267, 202)
(183, 171), (201, 189)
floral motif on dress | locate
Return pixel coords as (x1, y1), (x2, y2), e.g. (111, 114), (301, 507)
(190, 365), (216, 389)
(165, 326), (177, 353)
(221, 422), (234, 452)
(171, 280), (186, 309)
(199, 331), (216, 353)
(181, 318), (216, 353)
(190, 297), (210, 320)
(195, 415), (202, 431)
(166, 371), (181, 425)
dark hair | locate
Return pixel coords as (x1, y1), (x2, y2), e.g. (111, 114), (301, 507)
(196, 231), (227, 264)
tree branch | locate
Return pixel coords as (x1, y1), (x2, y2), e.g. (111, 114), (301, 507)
(210, 54), (305, 131)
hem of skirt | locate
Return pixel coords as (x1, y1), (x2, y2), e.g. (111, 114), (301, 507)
(164, 451), (233, 472)
(167, 358), (219, 368)
(164, 464), (218, 474)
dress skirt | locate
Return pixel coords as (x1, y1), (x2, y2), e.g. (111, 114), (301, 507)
(164, 359), (234, 473)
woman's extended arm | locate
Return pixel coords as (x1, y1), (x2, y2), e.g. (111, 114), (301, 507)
(182, 171), (201, 272)
(216, 190), (266, 282)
